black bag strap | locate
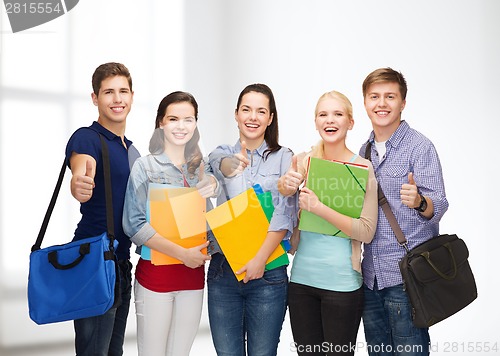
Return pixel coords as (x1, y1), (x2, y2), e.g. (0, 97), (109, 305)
(100, 134), (115, 251)
(364, 142), (409, 251)
(31, 133), (114, 252)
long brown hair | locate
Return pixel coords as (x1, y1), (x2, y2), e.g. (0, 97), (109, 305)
(149, 91), (202, 176)
(236, 84), (281, 160)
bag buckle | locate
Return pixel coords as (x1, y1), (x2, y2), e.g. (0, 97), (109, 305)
(400, 241), (410, 253)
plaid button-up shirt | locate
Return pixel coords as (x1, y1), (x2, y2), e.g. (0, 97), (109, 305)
(360, 121), (449, 290)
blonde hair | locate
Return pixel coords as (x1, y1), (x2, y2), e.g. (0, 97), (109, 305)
(306, 90), (353, 162)
(314, 90), (353, 120)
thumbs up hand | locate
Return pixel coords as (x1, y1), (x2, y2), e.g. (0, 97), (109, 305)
(400, 172), (420, 208)
(282, 156), (304, 195)
(232, 140), (250, 173)
(221, 141), (251, 177)
(196, 161), (217, 198)
(71, 158), (95, 203)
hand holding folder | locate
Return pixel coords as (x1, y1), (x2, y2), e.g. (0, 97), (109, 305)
(206, 186), (288, 281)
(143, 183), (207, 265)
(298, 157), (368, 237)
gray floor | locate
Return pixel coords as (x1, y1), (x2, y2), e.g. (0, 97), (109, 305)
(2, 318), (370, 356)
(0, 328), (216, 356)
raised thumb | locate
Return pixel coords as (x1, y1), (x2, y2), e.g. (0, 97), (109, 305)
(85, 160), (93, 177)
(408, 172), (416, 186)
(240, 141), (248, 158)
(198, 161), (205, 181)
(291, 155), (298, 172)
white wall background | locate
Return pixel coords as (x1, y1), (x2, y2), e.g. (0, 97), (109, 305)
(1, 0), (499, 354)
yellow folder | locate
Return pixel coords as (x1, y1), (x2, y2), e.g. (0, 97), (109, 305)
(148, 184), (207, 265)
(206, 188), (286, 281)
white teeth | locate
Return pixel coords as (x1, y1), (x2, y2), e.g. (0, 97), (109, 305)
(325, 128), (337, 132)
(246, 124), (259, 128)
(111, 107), (124, 113)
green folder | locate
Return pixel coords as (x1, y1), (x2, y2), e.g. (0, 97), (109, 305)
(255, 189), (290, 270)
(298, 157), (368, 237)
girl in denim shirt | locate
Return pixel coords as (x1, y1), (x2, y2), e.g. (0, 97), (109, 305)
(208, 84), (296, 356)
(123, 91), (218, 356)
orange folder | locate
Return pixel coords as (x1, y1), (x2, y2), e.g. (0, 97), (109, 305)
(148, 184), (207, 265)
(206, 188), (285, 281)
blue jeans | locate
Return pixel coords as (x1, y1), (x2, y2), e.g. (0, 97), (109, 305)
(362, 282), (429, 356)
(207, 253), (288, 356)
(74, 259), (133, 356)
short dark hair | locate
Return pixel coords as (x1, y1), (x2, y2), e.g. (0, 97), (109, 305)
(362, 67), (407, 100)
(91, 62), (132, 96)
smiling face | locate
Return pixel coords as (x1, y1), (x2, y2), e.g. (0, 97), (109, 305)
(92, 75), (133, 127)
(160, 101), (197, 147)
(364, 82), (406, 139)
(315, 95), (353, 145)
(235, 91), (273, 149)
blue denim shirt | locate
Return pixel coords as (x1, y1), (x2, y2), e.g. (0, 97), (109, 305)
(122, 153), (220, 254)
(209, 140), (297, 241)
(360, 121), (449, 290)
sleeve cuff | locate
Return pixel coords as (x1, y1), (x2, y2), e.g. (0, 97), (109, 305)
(130, 223), (156, 246)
